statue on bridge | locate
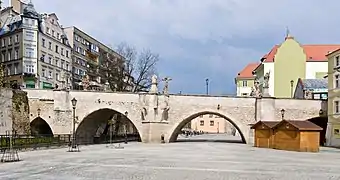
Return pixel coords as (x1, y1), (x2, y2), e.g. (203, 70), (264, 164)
(149, 74), (158, 94)
(263, 72), (270, 88)
(252, 80), (262, 98)
(162, 77), (172, 95)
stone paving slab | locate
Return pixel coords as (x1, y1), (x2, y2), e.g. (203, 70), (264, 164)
(1, 135), (340, 180)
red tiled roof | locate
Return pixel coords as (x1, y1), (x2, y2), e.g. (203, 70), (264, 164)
(262, 44), (340, 63)
(236, 62), (259, 79)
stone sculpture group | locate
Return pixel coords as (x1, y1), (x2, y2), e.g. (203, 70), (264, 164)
(139, 74), (172, 122)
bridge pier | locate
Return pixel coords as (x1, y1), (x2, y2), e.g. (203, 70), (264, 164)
(141, 122), (170, 143)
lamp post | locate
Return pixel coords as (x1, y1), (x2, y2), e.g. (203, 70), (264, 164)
(290, 80), (294, 98)
(205, 78), (209, 95)
(217, 122), (220, 134)
(124, 111), (128, 144)
(68, 97), (79, 152)
(280, 109), (285, 120)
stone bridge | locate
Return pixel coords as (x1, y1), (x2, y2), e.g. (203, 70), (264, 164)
(23, 89), (327, 144)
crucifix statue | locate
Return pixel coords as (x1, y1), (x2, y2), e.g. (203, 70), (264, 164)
(162, 77), (172, 95)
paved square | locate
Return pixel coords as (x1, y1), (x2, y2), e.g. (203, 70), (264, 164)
(1, 136), (340, 180)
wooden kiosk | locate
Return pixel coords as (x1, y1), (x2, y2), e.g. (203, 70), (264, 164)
(251, 121), (279, 148)
(272, 120), (322, 152)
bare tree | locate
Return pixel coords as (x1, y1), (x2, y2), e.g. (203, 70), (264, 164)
(101, 42), (159, 92)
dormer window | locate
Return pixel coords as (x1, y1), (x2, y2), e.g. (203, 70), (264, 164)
(51, 19), (54, 24)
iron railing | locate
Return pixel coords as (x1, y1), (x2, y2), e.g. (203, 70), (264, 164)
(0, 133), (141, 151)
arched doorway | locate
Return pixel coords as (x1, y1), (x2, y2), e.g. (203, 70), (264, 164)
(76, 108), (141, 145)
(30, 117), (53, 137)
(307, 116), (328, 146)
(168, 111), (246, 143)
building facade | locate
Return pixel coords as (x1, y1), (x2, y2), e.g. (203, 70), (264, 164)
(185, 115), (236, 134)
(0, 2), (40, 88)
(326, 49), (340, 147)
(63, 26), (102, 90)
(253, 34), (340, 98)
(235, 63), (259, 96)
(38, 13), (72, 89)
(0, 2), (72, 89)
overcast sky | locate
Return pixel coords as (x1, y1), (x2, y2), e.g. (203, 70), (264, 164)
(6, 0), (340, 95)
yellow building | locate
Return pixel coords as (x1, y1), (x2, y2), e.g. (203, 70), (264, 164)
(252, 34), (340, 98)
(235, 63), (259, 96)
(326, 49), (340, 147)
(189, 115), (236, 134)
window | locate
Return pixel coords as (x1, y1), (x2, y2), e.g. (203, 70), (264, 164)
(14, 49), (18, 59)
(51, 19), (54, 24)
(57, 33), (60, 39)
(46, 27), (50, 34)
(55, 45), (59, 53)
(40, 54), (45, 61)
(55, 59), (59, 67)
(56, 72), (59, 81)
(25, 47), (34, 57)
(42, 38), (46, 47)
(52, 30), (55, 37)
(335, 74), (340, 88)
(42, 69), (46, 77)
(66, 50), (69, 57)
(61, 48), (64, 55)
(15, 35), (19, 43)
(1, 52), (5, 62)
(48, 71), (52, 78)
(25, 64), (34, 73)
(49, 56), (52, 64)
(242, 80), (247, 87)
(2, 39), (5, 47)
(200, 120), (204, 126)
(14, 63), (18, 74)
(6, 65), (11, 75)
(209, 114), (213, 118)
(336, 56), (340, 67)
(49, 42), (52, 50)
(8, 37), (12, 45)
(210, 120), (214, 126)
(335, 101), (340, 114)
(61, 60), (65, 69)
(8, 50), (11, 61)
(66, 63), (69, 71)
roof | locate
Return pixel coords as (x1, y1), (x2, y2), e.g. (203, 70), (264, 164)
(260, 38), (340, 63)
(273, 120), (323, 131)
(251, 121), (279, 129)
(236, 62), (259, 79)
(299, 78), (328, 90)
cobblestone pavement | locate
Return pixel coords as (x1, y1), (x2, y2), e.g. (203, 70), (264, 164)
(1, 134), (340, 180)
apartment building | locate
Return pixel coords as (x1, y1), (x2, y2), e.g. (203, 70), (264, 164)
(63, 26), (102, 90)
(0, 1), (72, 89)
(235, 63), (259, 96)
(0, 2), (40, 87)
(326, 49), (340, 147)
(39, 13), (72, 89)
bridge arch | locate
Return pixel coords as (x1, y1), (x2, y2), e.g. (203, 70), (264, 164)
(30, 117), (54, 136)
(75, 108), (142, 144)
(167, 111), (247, 143)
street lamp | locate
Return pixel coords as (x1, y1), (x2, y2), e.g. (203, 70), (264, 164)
(319, 109), (324, 116)
(37, 108), (41, 117)
(290, 80), (294, 98)
(68, 97), (79, 152)
(205, 78), (209, 95)
(124, 111), (128, 144)
(280, 109), (285, 120)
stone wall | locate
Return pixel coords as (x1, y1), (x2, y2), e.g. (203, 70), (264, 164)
(0, 89), (30, 135)
(0, 89), (13, 134)
(12, 90), (30, 134)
